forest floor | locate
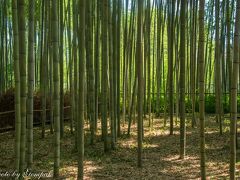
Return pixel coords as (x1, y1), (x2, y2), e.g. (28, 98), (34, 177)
(0, 115), (240, 179)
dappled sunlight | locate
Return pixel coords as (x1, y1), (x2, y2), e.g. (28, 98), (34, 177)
(60, 165), (77, 179)
(60, 161), (103, 179)
(85, 161), (102, 173)
(121, 141), (137, 149)
(0, 116), (238, 179)
(143, 143), (159, 148)
(162, 154), (198, 162)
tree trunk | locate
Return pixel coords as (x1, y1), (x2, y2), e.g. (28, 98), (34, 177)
(18, 0), (27, 175)
(78, 0), (86, 178)
(230, 0), (240, 178)
(27, 0), (35, 169)
(179, 0), (186, 159)
(198, 0), (206, 178)
(101, 0), (110, 152)
(59, 0), (64, 138)
(215, 0), (223, 134)
(136, 0), (143, 168)
(52, 0), (60, 177)
(86, 0), (96, 145)
(12, 0), (21, 172)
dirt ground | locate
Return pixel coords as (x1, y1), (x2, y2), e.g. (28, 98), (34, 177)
(0, 115), (239, 179)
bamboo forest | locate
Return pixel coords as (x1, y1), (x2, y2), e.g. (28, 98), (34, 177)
(0, 0), (240, 179)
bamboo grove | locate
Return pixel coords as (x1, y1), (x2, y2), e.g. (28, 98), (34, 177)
(0, 0), (240, 179)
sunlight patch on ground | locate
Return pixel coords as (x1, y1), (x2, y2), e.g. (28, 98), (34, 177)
(0, 116), (236, 179)
(120, 139), (137, 149)
(61, 161), (102, 179)
(162, 154), (198, 162)
(85, 161), (102, 173)
(143, 143), (159, 148)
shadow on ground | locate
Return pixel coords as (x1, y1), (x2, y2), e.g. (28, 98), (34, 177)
(0, 115), (239, 179)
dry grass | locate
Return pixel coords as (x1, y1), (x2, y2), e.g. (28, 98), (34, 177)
(0, 115), (239, 179)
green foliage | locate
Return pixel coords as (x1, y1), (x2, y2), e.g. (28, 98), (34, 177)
(146, 94), (240, 114)
(222, 95), (230, 113)
(185, 98), (193, 113)
(204, 94), (216, 113)
(151, 95), (165, 113)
